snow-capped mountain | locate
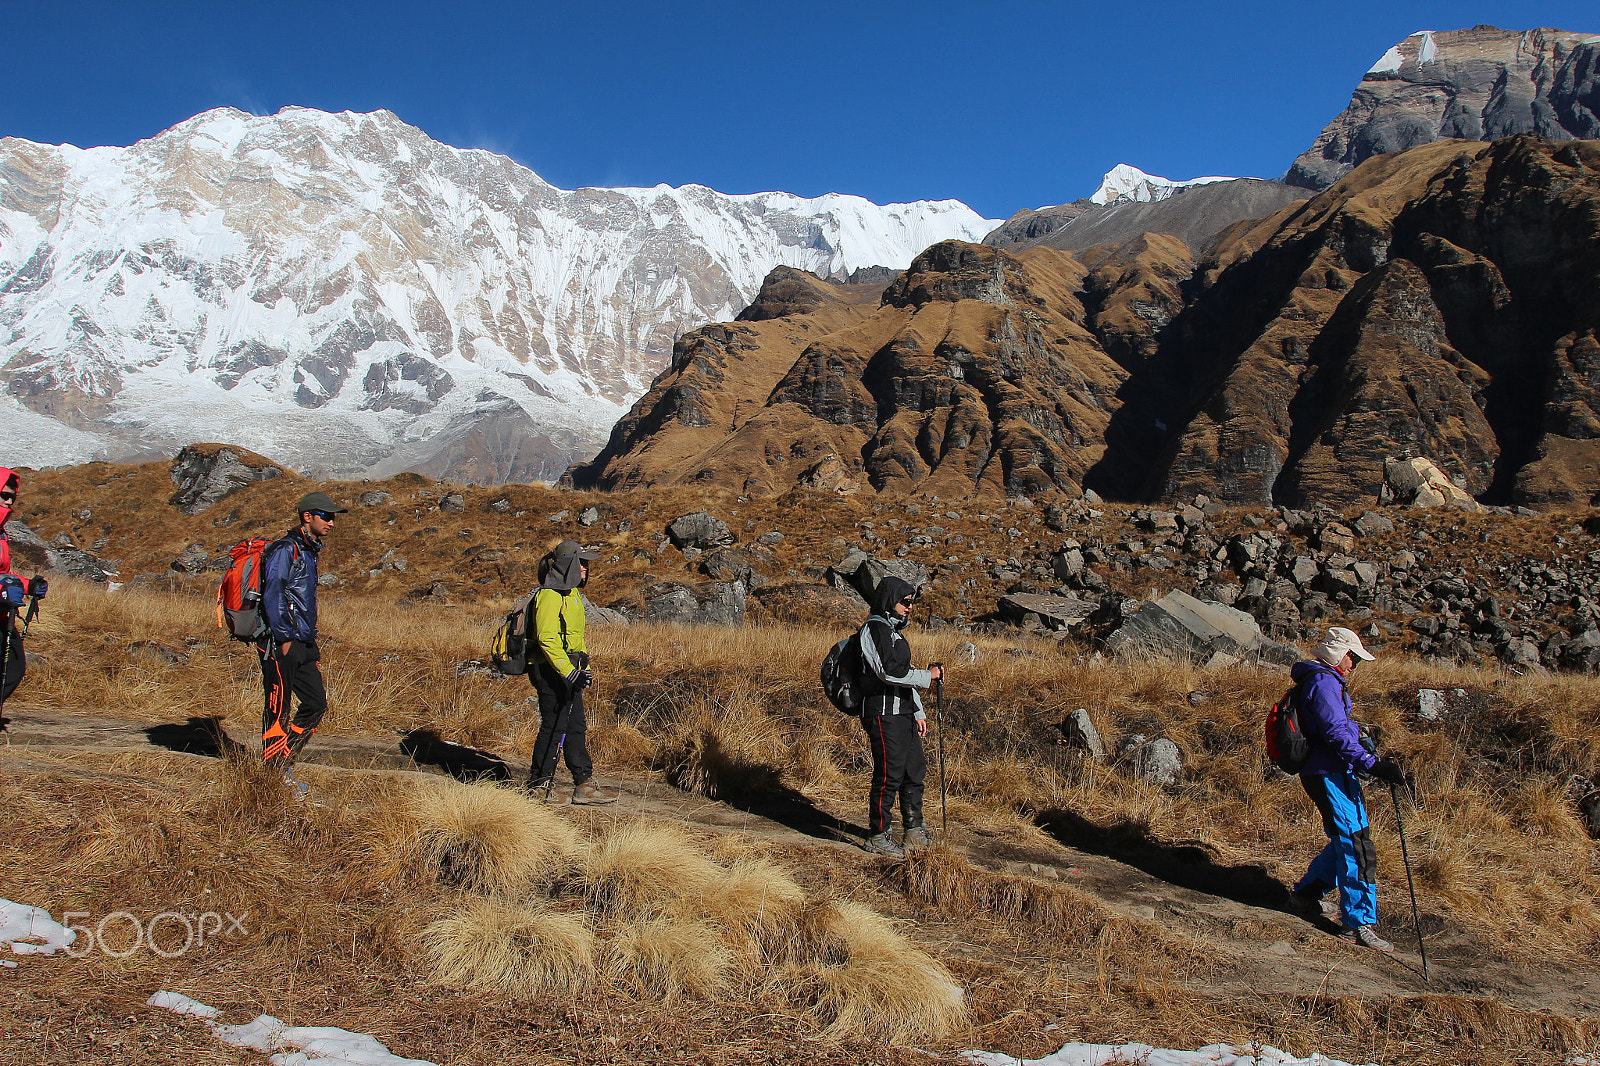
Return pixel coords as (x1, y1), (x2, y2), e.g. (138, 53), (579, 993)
(1088, 164), (1236, 206)
(0, 107), (998, 482)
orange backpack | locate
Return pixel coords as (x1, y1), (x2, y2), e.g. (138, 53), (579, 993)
(216, 538), (273, 641)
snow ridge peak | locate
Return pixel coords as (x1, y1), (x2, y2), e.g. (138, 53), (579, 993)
(1088, 164), (1236, 206)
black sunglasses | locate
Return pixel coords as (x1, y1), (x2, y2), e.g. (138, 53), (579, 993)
(898, 596), (917, 607)
(0, 491), (14, 503)
(307, 510), (338, 521)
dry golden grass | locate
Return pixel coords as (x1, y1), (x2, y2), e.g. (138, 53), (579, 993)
(397, 777), (581, 896)
(580, 818), (723, 919)
(421, 898), (597, 997)
(778, 899), (968, 1043)
(608, 916), (731, 1000)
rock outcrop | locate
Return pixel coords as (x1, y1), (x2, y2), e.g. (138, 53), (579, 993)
(1286, 26), (1600, 189)
(167, 444), (284, 515)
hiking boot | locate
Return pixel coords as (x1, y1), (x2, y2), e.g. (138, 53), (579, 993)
(1338, 924), (1395, 952)
(570, 781), (618, 805)
(1288, 890), (1338, 919)
(902, 825), (933, 849)
(862, 831), (904, 858)
(282, 768), (310, 802)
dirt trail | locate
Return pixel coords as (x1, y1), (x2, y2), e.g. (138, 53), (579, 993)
(6, 703), (1598, 1019)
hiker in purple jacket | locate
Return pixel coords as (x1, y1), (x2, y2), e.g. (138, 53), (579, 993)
(1287, 626), (1406, 952)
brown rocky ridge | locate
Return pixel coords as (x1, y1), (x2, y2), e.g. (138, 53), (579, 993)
(1286, 25), (1600, 189)
(571, 134), (1600, 511)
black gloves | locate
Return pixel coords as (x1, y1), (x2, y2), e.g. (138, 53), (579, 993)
(564, 668), (594, 692)
(1371, 757), (1406, 785)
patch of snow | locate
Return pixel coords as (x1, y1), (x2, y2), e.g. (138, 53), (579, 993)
(1368, 45), (1404, 74)
(145, 991), (220, 1019)
(1089, 164), (1236, 206)
(0, 898), (77, 956)
(148, 991), (436, 1066)
(964, 1042), (1381, 1066)
(1416, 31), (1437, 65)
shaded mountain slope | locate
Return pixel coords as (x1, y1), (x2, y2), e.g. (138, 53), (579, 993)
(986, 179), (1313, 257)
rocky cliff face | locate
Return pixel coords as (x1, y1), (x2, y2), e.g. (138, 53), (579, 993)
(570, 242), (1151, 497)
(1286, 26), (1600, 189)
(0, 107), (994, 482)
(574, 136), (1600, 509)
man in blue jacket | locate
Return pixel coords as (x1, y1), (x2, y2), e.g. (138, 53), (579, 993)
(260, 491), (346, 794)
(1288, 626), (1406, 951)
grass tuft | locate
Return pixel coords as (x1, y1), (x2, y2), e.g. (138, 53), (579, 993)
(401, 778), (580, 896)
(422, 897), (596, 997)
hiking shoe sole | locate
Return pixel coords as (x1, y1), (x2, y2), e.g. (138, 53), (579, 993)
(1338, 924), (1395, 952)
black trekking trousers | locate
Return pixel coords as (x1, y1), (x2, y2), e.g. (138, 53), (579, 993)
(863, 711), (925, 834)
(259, 639), (328, 767)
(528, 666), (591, 789)
(1, 622), (23, 705)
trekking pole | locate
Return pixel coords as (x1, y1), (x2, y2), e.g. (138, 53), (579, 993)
(543, 686), (577, 801)
(21, 577), (45, 636)
(1389, 778), (1429, 983)
(0, 606), (10, 733)
(930, 662), (947, 836)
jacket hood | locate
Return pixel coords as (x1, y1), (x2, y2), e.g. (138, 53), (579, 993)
(0, 468), (15, 531)
(1291, 659), (1343, 686)
(542, 540), (595, 592)
(870, 575), (917, 618)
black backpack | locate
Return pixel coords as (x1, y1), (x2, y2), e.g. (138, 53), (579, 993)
(820, 619), (886, 715)
(490, 600), (530, 675)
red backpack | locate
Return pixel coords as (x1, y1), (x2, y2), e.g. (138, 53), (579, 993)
(1265, 682), (1312, 773)
(216, 538), (272, 641)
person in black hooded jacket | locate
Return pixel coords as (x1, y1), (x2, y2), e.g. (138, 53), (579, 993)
(857, 575), (943, 857)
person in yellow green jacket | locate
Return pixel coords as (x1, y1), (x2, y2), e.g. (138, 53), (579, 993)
(526, 540), (617, 804)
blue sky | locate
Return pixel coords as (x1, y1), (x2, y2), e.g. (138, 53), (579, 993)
(3, 2), (1596, 220)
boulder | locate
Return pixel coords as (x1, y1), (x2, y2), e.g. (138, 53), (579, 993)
(1353, 510), (1395, 537)
(578, 506), (603, 527)
(1118, 735), (1183, 785)
(997, 592), (1096, 631)
(1104, 589), (1299, 666)
(1384, 457), (1480, 512)
(1059, 709), (1106, 759)
(699, 546), (757, 582)
(5, 519), (117, 586)
(953, 641), (979, 664)
(167, 444), (284, 515)
(750, 582), (866, 627)
(666, 511), (736, 550)
(829, 551), (928, 604)
(635, 580), (746, 625)
(579, 594), (629, 627)
(798, 454), (860, 494)
(438, 491), (467, 514)
(359, 490), (392, 507)
(126, 641), (188, 665)
(169, 544), (210, 574)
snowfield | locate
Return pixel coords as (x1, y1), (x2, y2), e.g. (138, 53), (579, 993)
(0, 106), (998, 480)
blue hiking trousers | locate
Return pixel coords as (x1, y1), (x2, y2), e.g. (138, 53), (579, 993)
(1294, 768), (1378, 928)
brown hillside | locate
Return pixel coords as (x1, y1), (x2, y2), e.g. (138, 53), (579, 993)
(580, 137), (1600, 508)
(572, 242), (1141, 498)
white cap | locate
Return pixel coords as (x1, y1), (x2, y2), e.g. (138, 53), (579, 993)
(1315, 626), (1375, 666)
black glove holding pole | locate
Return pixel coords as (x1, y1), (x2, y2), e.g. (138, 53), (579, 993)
(1371, 756), (1406, 785)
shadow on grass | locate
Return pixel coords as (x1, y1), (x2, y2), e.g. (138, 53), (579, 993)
(1038, 806), (1294, 910)
(145, 716), (252, 759)
(399, 728), (513, 783)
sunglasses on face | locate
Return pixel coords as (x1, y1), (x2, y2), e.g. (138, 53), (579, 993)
(0, 492), (13, 504)
(899, 597), (916, 607)
(307, 510), (338, 521)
